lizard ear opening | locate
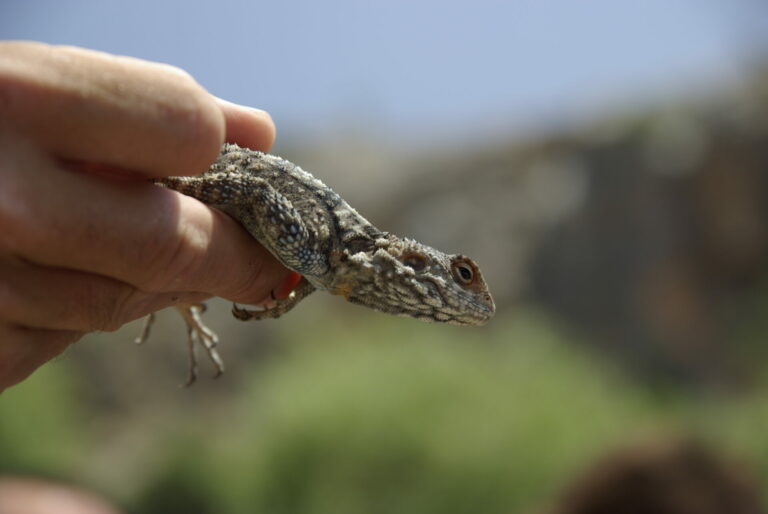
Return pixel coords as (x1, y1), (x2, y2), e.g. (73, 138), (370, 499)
(402, 253), (427, 272)
(346, 236), (375, 254)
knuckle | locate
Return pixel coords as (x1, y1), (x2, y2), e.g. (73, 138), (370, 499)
(0, 268), (23, 322)
(95, 290), (134, 332)
(140, 215), (211, 294)
(175, 102), (224, 171)
(76, 276), (136, 332)
(0, 163), (25, 230)
(0, 199), (35, 253)
(0, 143), (48, 252)
(157, 72), (224, 173)
(155, 62), (195, 83)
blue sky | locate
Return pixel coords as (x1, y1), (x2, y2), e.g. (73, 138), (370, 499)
(2, 1), (766, 146)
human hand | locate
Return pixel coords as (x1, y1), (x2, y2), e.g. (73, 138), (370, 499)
(0, 41), (292, 392)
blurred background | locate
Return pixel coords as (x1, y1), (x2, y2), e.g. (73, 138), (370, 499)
(2, 1), (768, 512)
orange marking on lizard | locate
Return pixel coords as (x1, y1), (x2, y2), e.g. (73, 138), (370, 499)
(274, 271), (303, 299)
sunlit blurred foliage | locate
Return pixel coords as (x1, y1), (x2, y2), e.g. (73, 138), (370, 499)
(2, 311), (767, 512)
(0, 361), (86, 476)
(211, 315), (652, 514)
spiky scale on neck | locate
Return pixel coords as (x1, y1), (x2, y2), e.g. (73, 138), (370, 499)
(328, 235), (495, 325)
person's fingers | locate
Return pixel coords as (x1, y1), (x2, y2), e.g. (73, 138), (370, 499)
(0, 254), (208, 332)
(0, 134), (291, 305)
(0, 41), (224, 177)
(0, 325), (82, 392)
(216, 98), (276, 152)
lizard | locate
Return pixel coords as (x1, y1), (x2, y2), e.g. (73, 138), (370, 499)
(136, 143), (495, 385)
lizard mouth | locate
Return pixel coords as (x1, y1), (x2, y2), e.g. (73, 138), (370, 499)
(470, 303), (496, 324)
(418, 276), (496, 323)
(459, 293), (496, 325)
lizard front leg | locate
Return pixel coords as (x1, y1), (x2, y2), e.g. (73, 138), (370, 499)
(232, 277), (316, 321)
(158, 174), (330, 278)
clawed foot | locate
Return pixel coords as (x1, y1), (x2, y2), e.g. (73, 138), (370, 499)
(134, 312), (156, 345)
(175, 303), (224, 387)
(232, 296), (295, 321)
(232, 278), (316, 321)
(134, 303), (224, 387)
(134, 280), (314, 385)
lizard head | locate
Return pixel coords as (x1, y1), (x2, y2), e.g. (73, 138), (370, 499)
(338, 237), (495, 325)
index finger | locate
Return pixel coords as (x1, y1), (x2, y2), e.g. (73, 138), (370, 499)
(0, 41), (224, 177)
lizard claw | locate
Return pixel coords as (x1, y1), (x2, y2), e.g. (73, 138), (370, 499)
(134, 312), (156, 345)
(176, 304), (224, 386)
(232, 302), (266, 320)
(231, 278), (315, 321)
(134, 304), (224, 386)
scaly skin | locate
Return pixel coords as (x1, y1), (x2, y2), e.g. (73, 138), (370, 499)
(138, 144), (495, 384)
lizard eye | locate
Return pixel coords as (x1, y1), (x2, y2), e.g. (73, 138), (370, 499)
(452, 259), (475, 286)
(402, 253), (427, 272)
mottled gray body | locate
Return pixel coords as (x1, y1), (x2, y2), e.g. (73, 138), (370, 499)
(141, 143), (494, 383)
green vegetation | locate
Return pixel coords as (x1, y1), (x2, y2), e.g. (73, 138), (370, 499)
(1, 311), (766, 513)
(0, 360), (85, 476)
(214, 315), (650, 514)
